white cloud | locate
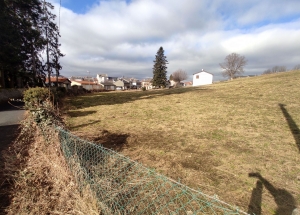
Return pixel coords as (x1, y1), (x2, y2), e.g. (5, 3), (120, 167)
(48, 0), (300, 80)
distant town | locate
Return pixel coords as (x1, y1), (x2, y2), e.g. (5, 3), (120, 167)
(45, 73), (209, 91)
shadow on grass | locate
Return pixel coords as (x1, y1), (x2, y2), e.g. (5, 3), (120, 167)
(92, 130), (129, 152)
(70, 120), (101, 129)
(66, 87), (212, 109)
(67, 110), (97, 117)
(248, 172), (297, 215)
(279, 104), (300, 152)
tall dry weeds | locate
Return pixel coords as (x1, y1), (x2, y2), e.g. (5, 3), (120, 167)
(1, 109), (100, 214)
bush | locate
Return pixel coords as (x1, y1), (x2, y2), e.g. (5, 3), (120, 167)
(23, 87), (50, 109)
(141, 87), (146, 91)
(23, 87), (62, 125)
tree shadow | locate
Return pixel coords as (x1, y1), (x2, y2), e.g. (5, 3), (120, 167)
(279, 104), (300, 152)
(0, 124), (21, 214)
(67, 110), (97, 117)
(66, 87), (212, 109)
(248, 172), (297, 215)
(70, 120), (101, 129)
(0, 101), (25, 112)
(92, 130), (129, 152)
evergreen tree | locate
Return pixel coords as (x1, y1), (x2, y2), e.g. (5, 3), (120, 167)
(152, 47), (168, 88)
(0, 0), (63, 88)
(41, 0), (64, 88)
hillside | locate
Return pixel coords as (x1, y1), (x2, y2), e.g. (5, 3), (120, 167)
(64, 70), (300, 214)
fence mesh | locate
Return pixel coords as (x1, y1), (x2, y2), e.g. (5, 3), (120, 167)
(56, 127), (248, 215)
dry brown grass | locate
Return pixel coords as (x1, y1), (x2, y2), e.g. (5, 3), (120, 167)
(1, 115), (100, 214)
(64, 70), (300, 214)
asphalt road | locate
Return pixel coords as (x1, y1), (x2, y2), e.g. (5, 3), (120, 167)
(0, 101), (25, 157)
(0, 102), (25, 126)
(0, 100), (25, 156)
(0, 102), (25, 150)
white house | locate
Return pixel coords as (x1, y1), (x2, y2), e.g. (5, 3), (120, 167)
(193, 70), (213, 86)
(71, 80), (102, 91)
(96, 74), (108, 83)
(141, 78), (153, 90)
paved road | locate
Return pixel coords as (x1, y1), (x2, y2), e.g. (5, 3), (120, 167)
(0, 101), (25, 212)
(0, 102), (25, 126)
(0, 101), (25, 149)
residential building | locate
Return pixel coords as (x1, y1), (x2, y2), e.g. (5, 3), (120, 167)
(141, 78), (153, 90)
(193, 70), (213, 86)
(100, 81), (116, 90)
(45, 76), (71, 89)
(70, 76), (102, 91)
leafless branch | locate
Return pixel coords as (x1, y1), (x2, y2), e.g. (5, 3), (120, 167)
(172, 69), (187, 83)
(219, 53), (247, 80)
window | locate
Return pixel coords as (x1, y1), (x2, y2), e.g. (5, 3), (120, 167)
(196, 75), (199, 79)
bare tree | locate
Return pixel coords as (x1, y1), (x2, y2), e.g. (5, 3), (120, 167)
(263, 69), (272, 74)
(271, 66), (287, 73)
(172, 69), (187, 86)
(293, 64), (300, 70)
(219, 53), (247, 80)
(263, 66), (287, 75)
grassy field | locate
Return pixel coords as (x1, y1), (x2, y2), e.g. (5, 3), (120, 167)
(64, 71), (300, 214)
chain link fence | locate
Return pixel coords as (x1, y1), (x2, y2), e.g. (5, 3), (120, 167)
(57, 126), (248, 215)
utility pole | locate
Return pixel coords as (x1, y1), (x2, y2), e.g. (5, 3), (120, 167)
(43, 0), (51, 93)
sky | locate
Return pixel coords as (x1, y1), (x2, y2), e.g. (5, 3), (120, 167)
(49, 0), (300, 81)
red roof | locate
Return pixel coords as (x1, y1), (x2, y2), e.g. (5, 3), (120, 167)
(184, 81), (193, 85)
(45, 77), (71, 83)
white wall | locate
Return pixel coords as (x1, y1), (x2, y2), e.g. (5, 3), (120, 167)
(193, 72), (213, 86)
(96, 74), (108, 83)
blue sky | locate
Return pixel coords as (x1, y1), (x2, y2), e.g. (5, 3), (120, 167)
(50, 0), (300, 81)
(61, 0), (131, 14)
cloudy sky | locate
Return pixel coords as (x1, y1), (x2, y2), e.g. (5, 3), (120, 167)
(49, 0), (300, 81)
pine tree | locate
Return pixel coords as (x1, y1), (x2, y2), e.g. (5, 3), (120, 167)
(41, 0), (64, 88)
(0, 0), (63, 88)
(152, 47), (168, 88)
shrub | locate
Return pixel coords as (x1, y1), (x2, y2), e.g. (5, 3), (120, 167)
(23, 87), (62, 126)
(142, 87), (146, 91)
(23, 87), (50, 109)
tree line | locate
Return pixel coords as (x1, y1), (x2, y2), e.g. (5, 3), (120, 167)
(263, 65), (300, 75)
(0, 0), (63, 88)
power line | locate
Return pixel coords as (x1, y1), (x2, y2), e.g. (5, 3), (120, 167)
(59, 0), (61, 31)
